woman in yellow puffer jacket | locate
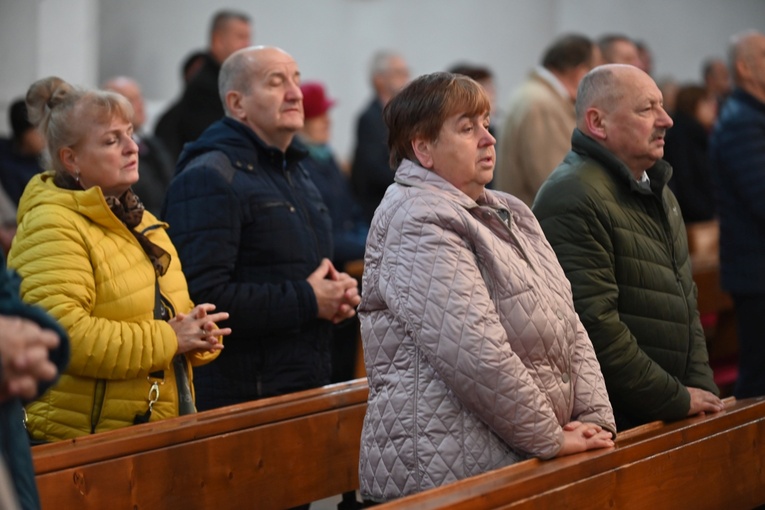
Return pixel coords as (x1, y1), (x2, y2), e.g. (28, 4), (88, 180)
(8, 76), (231, 441)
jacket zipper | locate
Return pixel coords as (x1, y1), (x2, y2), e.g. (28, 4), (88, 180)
(285, 166), (323, 267)
(91, 379), (106, 433)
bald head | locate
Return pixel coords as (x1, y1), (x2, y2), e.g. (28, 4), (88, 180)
(219, 46), (288, 113)
(102, 76), (146, 130)
(729, 30), (765, 101)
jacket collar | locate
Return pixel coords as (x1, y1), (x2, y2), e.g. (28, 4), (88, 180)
(571, 128), (673, 196)
(393, 159), (505, 211)
(729, 87), (765, 115)
(176, 117), (308, 175)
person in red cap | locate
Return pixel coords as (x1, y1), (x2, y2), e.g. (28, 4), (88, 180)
(298, 80), (368, 383)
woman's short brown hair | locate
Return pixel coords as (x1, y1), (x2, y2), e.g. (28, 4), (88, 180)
(383, 72), (490, 168)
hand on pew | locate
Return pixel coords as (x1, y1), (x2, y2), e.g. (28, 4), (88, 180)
(687, 386), (724, 417)
(170, 303), (230, 354)
(556, 421), (615, 457)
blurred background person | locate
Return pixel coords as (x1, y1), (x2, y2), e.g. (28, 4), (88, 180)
(0, 100), (45, 207)
(636, 40), (655, 75)
(154, 50), (208, 160)
(168, 10), (252, 160)
(598, 34), (641, 65)
(665, 85), (719, 223)
(9, 76), (230, 442)
(359, 72), (614, 503)
(703, 56), (732, 105)
(350, 50), (410, 223)
(710, 30), (765, 399)
(495, 34), (599, 205)
(103, 76), (175, 216)
(297, 80), (368, 384)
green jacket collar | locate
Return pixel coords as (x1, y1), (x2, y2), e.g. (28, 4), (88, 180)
(570, 128), (673, 196)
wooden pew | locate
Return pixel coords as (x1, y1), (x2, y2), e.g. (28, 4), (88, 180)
(33, 378), (369, 510)
(376, 397), (765, 510)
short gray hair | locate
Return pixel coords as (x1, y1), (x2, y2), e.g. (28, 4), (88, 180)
(575, 65), (624, 124)
(369, 51), (400, 80)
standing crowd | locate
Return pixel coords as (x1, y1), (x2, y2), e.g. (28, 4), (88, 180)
(0, 7), (763, 508)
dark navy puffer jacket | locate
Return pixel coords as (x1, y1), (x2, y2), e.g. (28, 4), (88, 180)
(162, 117), (333, 409)
(710, 88), (765, 295)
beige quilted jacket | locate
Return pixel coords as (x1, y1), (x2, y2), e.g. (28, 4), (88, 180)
(358, 160), (615, 502)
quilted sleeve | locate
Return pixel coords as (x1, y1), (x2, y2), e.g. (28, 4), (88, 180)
(9, 209), (179, 381)
(382, 197), (564, 459)
(534, 186), (691, 422)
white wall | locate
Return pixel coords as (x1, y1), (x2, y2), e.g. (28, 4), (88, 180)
(2, 0), (765, 161)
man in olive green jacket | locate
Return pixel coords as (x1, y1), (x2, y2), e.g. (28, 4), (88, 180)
(533, 64), (723, 429)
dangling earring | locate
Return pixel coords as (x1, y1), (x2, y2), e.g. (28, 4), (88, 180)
(74, 168), (80, 183)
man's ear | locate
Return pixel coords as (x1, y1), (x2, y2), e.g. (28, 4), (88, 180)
(411, 138), (434, 169)
(225, 90), (245, 121)
(735, 57), (750, 83)
(585, 107), (607, 141)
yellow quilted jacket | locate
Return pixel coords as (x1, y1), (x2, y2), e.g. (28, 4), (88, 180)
(8, 172), (220, 441)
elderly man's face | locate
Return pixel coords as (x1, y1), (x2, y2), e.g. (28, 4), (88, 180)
(240, 48), (304, 149)
(600, 68), (673, 174)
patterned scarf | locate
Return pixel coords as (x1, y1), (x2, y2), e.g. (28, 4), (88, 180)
(55, 172), (170, 276)
(104, 190), (171, 277)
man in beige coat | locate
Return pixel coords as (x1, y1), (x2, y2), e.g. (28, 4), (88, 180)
(495, 34), (600, 205)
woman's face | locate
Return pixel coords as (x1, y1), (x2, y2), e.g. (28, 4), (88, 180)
(418, 110), (495, 200)
(301, 113), (331, 145)
(67, 115), (139, 197)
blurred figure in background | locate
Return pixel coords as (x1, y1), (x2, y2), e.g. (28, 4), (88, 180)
(154, 50), (208, 160)
(598, 34), (641, 65)
(665, 85), (718, 223)
(103, 76), (175, 216)
(350, 51), (410, 222)
(298, 81), (368, 384)
(636, 40), (654, 75)
(298, 81), (367, 271)
(703, 57), (732, 105)
(165, 10), (252, 160)
(0, 100), (45, 206)
(710, 30), (765, 399)
(495, 34), (599, 205)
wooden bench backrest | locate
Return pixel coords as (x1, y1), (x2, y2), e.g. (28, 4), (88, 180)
(376, 397), (765, 510)
(33, 379), (369, 510)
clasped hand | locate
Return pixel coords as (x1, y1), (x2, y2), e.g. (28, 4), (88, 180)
(170, 303), (231, 354)
(307, 258), (361, 324)
(0, 316), (60, 401)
